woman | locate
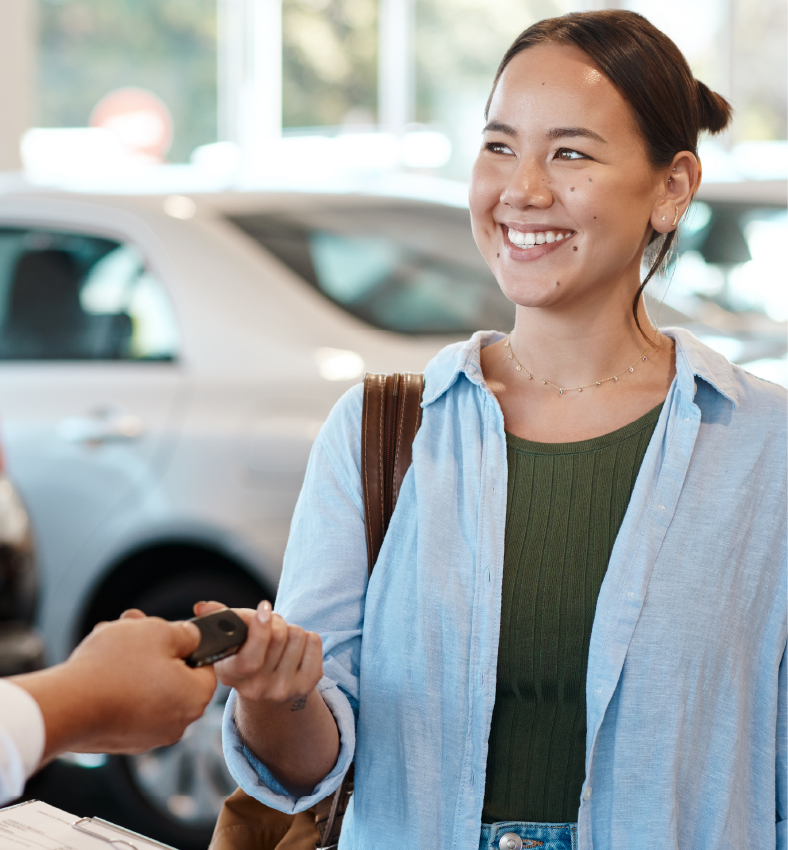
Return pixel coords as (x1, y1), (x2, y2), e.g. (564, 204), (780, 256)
(206, 11), (787, 850)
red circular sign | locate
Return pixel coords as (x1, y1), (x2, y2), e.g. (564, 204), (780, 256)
(90, 87), (173, 161)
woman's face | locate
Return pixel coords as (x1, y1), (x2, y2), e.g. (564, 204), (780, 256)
(469, 42), (663, 312)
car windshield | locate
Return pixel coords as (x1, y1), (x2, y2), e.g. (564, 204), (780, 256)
(228, 202), (515, 335)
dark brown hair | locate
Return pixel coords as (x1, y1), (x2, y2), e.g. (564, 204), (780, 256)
(486, 10), (732, 335)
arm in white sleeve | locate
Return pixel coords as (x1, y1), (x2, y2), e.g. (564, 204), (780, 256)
(0, 679), (46, 806)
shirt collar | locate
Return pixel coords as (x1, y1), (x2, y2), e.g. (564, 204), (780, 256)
(422, 327), (738, 408)
(663, 327), (739, 408)
(422, 330), (505, 405)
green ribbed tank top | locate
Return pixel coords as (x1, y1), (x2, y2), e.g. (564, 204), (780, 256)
(482, 402), (663, 824)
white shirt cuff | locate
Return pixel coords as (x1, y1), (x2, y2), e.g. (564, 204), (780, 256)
(0, 679), (46, 797)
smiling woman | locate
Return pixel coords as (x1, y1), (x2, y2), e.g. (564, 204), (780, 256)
(214, 12), (786, 850)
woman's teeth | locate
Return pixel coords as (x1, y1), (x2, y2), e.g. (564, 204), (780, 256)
(507, 228), (573, 248)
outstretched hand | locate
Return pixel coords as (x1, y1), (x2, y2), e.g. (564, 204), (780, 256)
(11, 612), (217, 763)
(193, 601), (324, 709)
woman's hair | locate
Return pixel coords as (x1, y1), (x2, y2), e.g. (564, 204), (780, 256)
(486, 10), (732, 336)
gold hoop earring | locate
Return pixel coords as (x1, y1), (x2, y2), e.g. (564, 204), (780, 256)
(671, 207), (680, 227)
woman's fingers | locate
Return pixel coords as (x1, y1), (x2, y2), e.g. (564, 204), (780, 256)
(300, 631), (323, 672)
(214, 607), (273, 683)
(295, 631), (324, 693)
(272, 625), (308, 681)
(210, 604), (324, 705)
(260, 613), (289, 672)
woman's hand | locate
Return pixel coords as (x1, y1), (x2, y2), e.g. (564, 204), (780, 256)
(193, 601), (323, 706)
(193, 600), (339, 797)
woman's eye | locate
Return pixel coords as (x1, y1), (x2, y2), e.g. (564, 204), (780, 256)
(486, 142), (514, 155)
(555, 148), (588, 161)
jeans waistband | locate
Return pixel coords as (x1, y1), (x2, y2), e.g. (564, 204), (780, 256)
(480, 820), (578, 850)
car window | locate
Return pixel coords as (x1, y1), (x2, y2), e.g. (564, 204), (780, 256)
(0, 228), (178, 361)
(663, 203), (787, 366)
(673, 204), (786, 319)
(228, 203), (515, 335)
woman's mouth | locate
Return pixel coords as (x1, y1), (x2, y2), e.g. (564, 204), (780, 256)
(502, 225), (576, 258)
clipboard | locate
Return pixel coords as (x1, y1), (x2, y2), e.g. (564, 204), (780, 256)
(0, 799), (177, 849)
(72, 815), (177, 849)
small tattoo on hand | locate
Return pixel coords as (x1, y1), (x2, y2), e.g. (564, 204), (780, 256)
(290, 696), (308, 711)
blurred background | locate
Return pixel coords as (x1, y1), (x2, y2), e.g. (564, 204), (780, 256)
(0, 0), (785, 848)
(0, 0), (784, 184)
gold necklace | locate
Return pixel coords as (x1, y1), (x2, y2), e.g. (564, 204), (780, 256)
(504, 335), (655, 395)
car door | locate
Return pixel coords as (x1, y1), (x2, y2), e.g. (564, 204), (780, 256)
(0, 219), (187, 656)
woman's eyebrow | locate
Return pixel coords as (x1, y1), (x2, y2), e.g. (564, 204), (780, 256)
(547, 126), (608, 144)
(483, 121), (517, 136)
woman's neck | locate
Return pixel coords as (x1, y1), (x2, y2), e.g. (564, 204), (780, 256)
(507, 301), (661, 390)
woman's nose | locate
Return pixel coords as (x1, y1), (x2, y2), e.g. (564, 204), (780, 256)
(501, 156), (553, 210)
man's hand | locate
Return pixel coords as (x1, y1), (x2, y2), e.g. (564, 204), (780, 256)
(10, 613), (217, 764)
(194, 601), (323, 707)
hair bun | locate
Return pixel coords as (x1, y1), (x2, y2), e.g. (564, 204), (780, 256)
(696, 79), (733, 134)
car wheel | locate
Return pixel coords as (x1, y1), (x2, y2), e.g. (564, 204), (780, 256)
(107, 570), (268, 849)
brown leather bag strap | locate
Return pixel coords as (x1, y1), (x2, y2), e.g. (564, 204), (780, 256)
(361, 372), (424, 576)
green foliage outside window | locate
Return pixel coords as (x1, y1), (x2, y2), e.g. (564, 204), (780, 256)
(38, 0), (216, 163)
(282, 0), (377, 128)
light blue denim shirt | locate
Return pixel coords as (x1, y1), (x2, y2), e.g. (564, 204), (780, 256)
(224, 328), (787, 850)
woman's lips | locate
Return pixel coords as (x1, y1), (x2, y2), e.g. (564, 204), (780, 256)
(502, 224), (576, 260)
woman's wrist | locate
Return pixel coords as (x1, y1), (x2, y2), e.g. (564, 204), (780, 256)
(235, 686), (340, 797)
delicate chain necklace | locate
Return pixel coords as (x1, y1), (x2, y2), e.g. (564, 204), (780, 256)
(504, 335), (655, 395)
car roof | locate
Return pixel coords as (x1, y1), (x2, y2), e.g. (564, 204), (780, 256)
(1, 169), (784, 211)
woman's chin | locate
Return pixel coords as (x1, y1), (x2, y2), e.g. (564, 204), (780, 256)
(497, 278), (574, 310)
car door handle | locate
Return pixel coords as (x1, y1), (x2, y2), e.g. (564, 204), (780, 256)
(57, 413), (143, 444)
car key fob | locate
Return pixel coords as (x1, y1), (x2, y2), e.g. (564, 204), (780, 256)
(185, 609), (248, 668)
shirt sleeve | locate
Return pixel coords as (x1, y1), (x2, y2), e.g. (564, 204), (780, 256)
(222, 383), (368, 813)
(0, 679), (46, 806)
(777, 640), (787, 850)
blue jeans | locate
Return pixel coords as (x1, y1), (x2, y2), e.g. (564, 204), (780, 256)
(480, 821), (578, 850)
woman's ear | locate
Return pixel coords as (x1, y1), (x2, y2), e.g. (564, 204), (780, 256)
(651, 152), (700, 233)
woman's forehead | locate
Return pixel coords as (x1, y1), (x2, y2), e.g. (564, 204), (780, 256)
(487, 43), (630, 132)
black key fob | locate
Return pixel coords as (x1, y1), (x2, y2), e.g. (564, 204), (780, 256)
(185, 609), (249, 668)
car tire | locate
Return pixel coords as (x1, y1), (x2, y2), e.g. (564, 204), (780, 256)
(105, 569), (269, 850)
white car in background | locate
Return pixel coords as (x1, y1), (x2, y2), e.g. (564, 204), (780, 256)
(0, 178), (784, 847)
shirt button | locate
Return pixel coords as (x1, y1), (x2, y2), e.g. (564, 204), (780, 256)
(499, 834), (523, 850)
(583, 786), (592, 800)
